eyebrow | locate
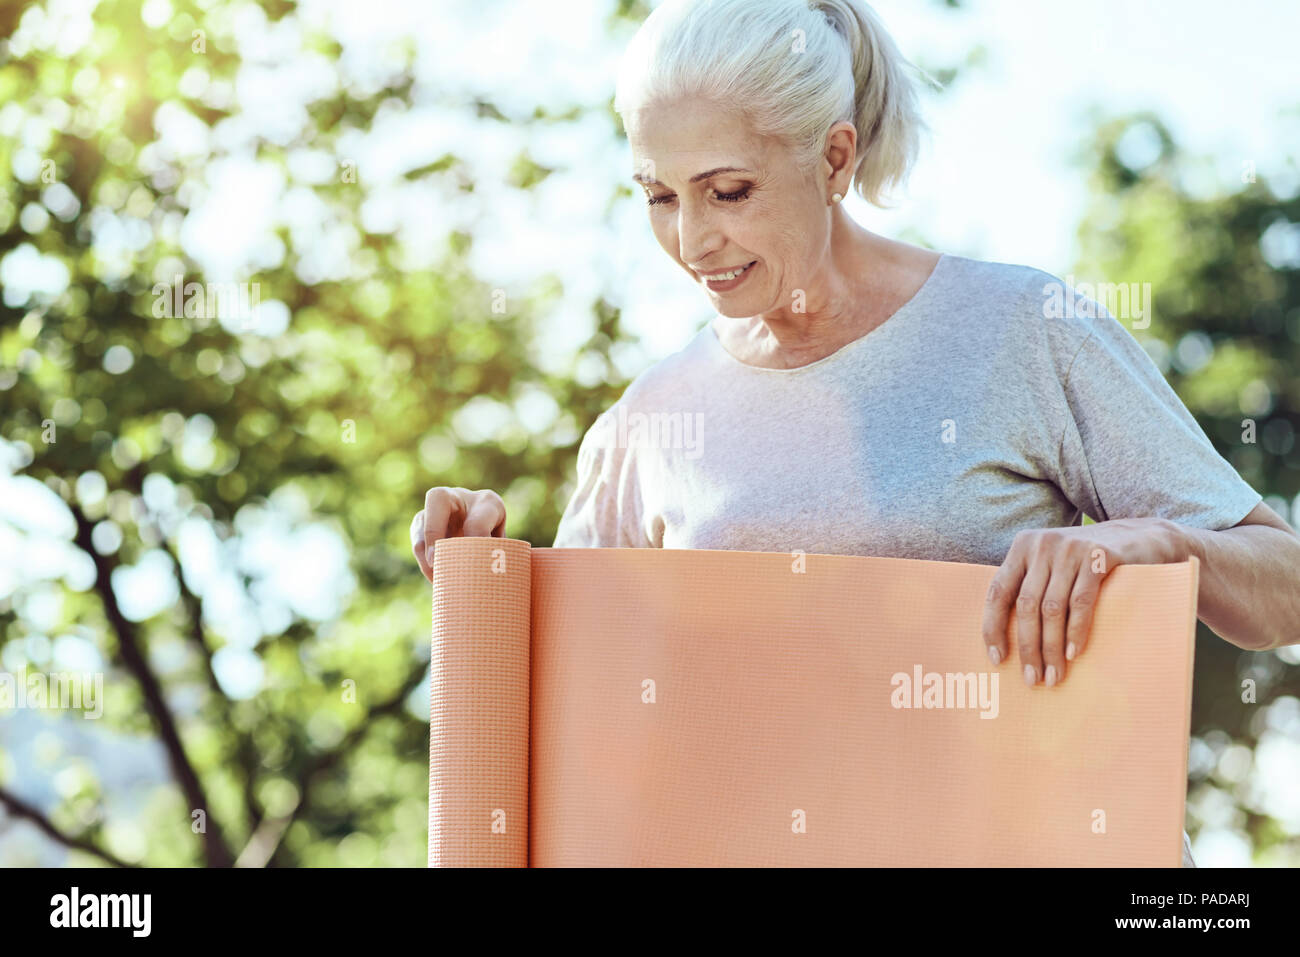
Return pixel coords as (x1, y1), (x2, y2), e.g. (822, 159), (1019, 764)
(631, 166), (752, 186)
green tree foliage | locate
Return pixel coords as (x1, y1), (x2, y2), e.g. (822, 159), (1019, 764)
(1073, 113), (1300, 862)
(0, 0), (634, 866)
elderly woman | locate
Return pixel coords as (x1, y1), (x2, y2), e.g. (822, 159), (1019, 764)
(412, 0), (1300, 867)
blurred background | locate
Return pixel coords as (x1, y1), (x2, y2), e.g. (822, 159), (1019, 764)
(0, 0), (1297, 866)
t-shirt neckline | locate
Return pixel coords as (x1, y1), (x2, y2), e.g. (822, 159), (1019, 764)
(704, 251), (950, 374)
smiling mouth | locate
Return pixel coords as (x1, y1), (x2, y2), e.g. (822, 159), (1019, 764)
(700, 261), (757, 282)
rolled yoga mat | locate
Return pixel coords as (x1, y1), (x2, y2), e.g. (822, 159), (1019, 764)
(428, 537), (1199, 867)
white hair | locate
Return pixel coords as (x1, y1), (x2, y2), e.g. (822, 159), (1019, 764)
(614, 0), (933, 208)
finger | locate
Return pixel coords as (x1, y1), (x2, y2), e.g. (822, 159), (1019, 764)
(1039, 551), (1079, 688)
(1065, 546), (1110, 662)
(982, 545), (1026, 667)
(1015, 549), (1051, 687)
(462, 493), (506, 537)
(424, 487), (468, 567)
(411, 510), (433, 582)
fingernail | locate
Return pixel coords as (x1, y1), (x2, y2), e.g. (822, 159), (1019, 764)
(1023, 664), (1037, 686)
(1045, 665), (1057, 687)
(1065, 642), (1077, 661)
(987, 646), (1002, 666)
(426, 546), (435, 564)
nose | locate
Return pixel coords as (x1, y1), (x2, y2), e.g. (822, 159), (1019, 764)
(675, 200), (723, 271)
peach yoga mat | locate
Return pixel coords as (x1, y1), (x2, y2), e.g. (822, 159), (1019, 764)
(428, 538), (1199, 867)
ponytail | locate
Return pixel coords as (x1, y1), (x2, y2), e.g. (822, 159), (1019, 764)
(809, 0), (932, 206)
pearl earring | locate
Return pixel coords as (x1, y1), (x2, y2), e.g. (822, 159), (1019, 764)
(831, 192), (843, 204)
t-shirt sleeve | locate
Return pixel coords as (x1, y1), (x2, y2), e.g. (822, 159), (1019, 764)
(1053, 305), (1262, 529)
(551, 408), (655, 548)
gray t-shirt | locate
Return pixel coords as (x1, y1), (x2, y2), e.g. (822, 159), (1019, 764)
(553, 250), (1256, 866)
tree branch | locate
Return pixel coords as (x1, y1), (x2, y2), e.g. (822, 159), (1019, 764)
(157, 526), (266, 836)
(0, 787), (134, 868)
(116, 468), (266, 842)
(69, 500), (236, 867)
(118, 468), (266, 840)
(234, 809), (295, 868)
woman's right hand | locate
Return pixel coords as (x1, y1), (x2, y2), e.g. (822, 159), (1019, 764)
(411, 487), (507, 583)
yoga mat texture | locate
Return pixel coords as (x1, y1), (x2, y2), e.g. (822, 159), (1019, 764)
(428, 538), (1199, 867)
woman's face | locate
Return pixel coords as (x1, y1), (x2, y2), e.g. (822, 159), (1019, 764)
(628, 97), (834, 319)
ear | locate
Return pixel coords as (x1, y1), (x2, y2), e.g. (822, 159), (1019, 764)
(822, 120), (858, 198)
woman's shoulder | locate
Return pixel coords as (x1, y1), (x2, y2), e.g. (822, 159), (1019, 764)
(939, 252), (1090, 317)
(937, 253), (1113, 374)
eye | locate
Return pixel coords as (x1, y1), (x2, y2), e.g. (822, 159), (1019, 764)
(645, 192), (674, 207)
(713, 186), (751, 203)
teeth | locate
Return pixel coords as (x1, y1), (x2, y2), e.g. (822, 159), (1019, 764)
(704, 262), (753, 281)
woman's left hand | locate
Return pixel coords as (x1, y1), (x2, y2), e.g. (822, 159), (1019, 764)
(981, 517), (1187, 687)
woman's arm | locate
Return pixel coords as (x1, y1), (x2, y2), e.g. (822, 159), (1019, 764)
(981, 502), (1300, 686)
(1177, 502), (1300, 652)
